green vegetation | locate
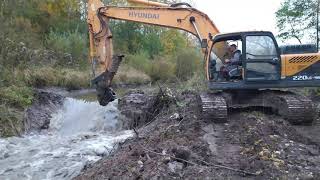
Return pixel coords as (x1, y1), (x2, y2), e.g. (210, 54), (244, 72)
(176, 73), (207, 93)
(276, 0), (319, 44)
(0, 86), (34, 109)
(0, 105), (24, 137)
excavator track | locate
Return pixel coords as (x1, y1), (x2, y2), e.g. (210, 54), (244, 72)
(198, 90), (316, 125)
(271, 92), (316, 124)
(199, 93), (228, 123)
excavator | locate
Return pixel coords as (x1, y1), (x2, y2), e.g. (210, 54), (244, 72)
(87, 0), (320, 124)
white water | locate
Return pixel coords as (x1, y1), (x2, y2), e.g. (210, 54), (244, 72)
(0, 98), (133, 180)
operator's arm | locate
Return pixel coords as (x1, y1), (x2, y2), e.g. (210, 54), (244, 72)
(230, 51), (241, 65)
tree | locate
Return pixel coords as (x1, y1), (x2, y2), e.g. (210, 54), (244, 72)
(160, 29), (188, 56)
(276, 0), (318, 44)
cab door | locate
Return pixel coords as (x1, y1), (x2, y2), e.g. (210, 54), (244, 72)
(244, 35), (281, 81)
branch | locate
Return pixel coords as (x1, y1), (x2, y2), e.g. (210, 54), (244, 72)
(133, 127), (140, 138)
(138, 143), (258, 176)
(285, 16), (303, 44)
(292, 34), (302, 44)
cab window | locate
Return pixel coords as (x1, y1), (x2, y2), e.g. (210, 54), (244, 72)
(246, 36), (277, 60)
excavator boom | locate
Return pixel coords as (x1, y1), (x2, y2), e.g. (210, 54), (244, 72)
(87, 0), (223, 105)
(127, 0), (168, 7)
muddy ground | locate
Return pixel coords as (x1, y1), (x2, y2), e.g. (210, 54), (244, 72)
(75, 89), (320, 179)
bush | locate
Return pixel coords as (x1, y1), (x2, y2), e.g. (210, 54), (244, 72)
(0, 37), (32, 70)
(0, 85), (34, 108)
(45, 29), (88, 67)
(125, 49), (202, 82)
(148, 58), (176, 82)
(126, 51), (151, 73)
(0, 37), (75, 69)
(175, 49), (202, 81)
(114, 65), (151, 85)
(177, 73), (207, 92)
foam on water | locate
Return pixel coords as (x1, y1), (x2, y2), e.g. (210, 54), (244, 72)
(0, 98), (133, 180)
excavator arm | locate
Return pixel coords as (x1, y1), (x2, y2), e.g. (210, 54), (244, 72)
(87, 0), (223, 106)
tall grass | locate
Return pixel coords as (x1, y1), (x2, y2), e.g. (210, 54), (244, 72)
(0, 105), (23, 137)
(176, 73), (207, 92)
(113, 65), (151, 85)
(21, 67), (91, 90)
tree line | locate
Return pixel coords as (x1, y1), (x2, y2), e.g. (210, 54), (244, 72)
(276, 0), (319, 45)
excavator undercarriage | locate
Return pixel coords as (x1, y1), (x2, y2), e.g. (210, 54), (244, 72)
(199, 90), (316, 124)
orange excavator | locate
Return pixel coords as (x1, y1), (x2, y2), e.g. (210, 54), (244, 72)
(87, 0), (320, 124)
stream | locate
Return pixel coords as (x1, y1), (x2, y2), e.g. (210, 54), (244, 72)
(0, 93), (133, 180)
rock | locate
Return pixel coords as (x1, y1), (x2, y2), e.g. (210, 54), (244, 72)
(170, 113), (183, 121)
(94, 147), (107, 157)
(172, 147), (191, 162)
(3, 153), (9, 159)
(23, 90), (65, 133)
(306, 146), (319, 156)
(163, 157), (171, 164)
(137, 160), (143, 168)
(168, 161), (184, 173)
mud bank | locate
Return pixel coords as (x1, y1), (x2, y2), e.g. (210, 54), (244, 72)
(24, 90), (65, 133)
(75, 90), (320, 179)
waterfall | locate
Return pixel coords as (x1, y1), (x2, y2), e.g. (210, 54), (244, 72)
(0, 98), (132, 180)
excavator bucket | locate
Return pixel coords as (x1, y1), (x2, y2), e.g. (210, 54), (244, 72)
(91, 55), (124, 106)
(87, 0), (124, 106)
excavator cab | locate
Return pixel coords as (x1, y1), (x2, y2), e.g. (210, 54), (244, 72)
(202, 31), (318, 124)
(209, 31), (282, 89)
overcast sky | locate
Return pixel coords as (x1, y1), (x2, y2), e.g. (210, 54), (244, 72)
(192, 0), (283, 35)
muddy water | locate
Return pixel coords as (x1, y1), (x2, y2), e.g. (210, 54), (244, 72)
(0, 95), (133, 180)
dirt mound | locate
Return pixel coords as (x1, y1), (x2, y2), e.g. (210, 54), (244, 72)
(118, 89), (173, 129)
(24, 90), (65, 133)
(75, 90), (320, 179)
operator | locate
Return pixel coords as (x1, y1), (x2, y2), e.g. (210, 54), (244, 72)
(225, 44), (241, 65)
(221, 44), (242, 79)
